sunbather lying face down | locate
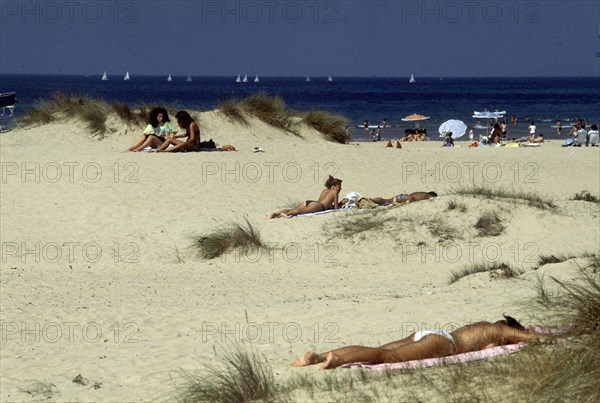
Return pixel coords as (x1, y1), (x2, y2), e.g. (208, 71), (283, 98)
(267, 175), (342, 219)
(291, 316), (549, 369)
(341, 191), (438, 206)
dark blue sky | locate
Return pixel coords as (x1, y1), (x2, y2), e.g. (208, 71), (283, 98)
(1, 0), (599, 77)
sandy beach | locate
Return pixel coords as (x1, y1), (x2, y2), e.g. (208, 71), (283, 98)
(1, 111), (599, 401)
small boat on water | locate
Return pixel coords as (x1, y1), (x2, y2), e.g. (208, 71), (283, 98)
(186, 74), (192, 82)
(327, 76), (333, 82)
(242, 74), (248, 83)
(254, 75), (259, 83)
(236, 74), (241, 83)
(101, 71), (108, 81)
(124, 71), (130, 81)
(167, 74), (173, 82)
(409, 74), (416, 84)
(306, 76), (311, 82)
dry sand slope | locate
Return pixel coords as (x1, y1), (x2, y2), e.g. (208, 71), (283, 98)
(1, 111), (599, 401)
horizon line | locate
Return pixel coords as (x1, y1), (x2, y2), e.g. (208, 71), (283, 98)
(1, 73), (598, 79)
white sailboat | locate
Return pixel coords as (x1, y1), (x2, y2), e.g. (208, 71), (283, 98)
(236, 74), (241, 83)
(167, 74), (173, 82)
(305, 76), (311, 82)
(242, 74), (248, 83)
(101, 71), (108, 81)
(327, 76), (333, 82)
(409, 74), (416, 84)
(186, 74), (192, 82)
(124, 71), (130, 81)
(254, 75), (259, 83)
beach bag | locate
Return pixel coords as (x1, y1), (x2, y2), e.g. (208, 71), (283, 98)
(199, 139), (216, 149)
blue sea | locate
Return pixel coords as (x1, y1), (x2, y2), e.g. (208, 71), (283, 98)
(1, 74), (598, 140)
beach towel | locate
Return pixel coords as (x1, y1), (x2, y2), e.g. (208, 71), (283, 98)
(293, 206), (355, 218)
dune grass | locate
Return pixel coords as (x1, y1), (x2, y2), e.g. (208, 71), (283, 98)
(449, 261), (521, 284)
(571, 190), (600, 203)
(20, 379), (58, 400)
(452, 185), (557, 210)
(23, 91), (110, 137)
(534, 251), (599, 270)
(302, 110), (349, 143)
(474, 211), (504, 237)
(174, 346), (276, 403)
(425, 216), (461, 242)
(324, 209), (389, 239)
(217, 94), (350, 142)
(445, 198), (467, 212)
(241, 93), (299, 135)
(111, 101), (144, 125)
(190, 218), (263, 260)
(216, 99), (248, 126)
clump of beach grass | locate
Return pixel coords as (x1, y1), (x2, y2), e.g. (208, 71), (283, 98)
(20, 380), (58, 400)
(449, 261), (520, 284)
(23, 91), (110, 137)
(425, 217), (461, 242)
(453, 185), (557, 210)
(324, 209), (388, 239)
(241, 93), (299, 135)
(534, 251), (599, 270)
(174, 346), (277, 403)
(216, 99), (248, 125)
(474, 211), (504, 237)
(302, 110), (349, 143)
(513, 271), (600, 402)
(571, 190), (600, 203)
(191, 218), (263, 260)
(445, 198), (467, 212)
(111, 101), (143, 125)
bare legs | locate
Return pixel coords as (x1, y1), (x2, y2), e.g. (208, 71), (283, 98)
(267, 201), (325, 219)
(127, 135), (164, 152)
(156, 138), (199, 153)
(292, 334), (455, 369)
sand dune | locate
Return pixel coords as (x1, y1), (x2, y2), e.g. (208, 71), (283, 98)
(1, 111), (599, 401)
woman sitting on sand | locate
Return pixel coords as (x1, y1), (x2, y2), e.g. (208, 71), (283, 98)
(127, 107), (178, 151)
(267, 176), (342, 219)
(292, 315), (550, 370)
(155, 111), (201, 153)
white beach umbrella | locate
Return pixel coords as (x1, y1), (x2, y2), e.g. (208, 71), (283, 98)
(439, 119), (468, 138)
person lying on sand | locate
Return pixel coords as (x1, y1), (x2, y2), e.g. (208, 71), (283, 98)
(267, 176), (342, 219)
(292, 315), (550, 370)
(341, 191), (438, 206)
